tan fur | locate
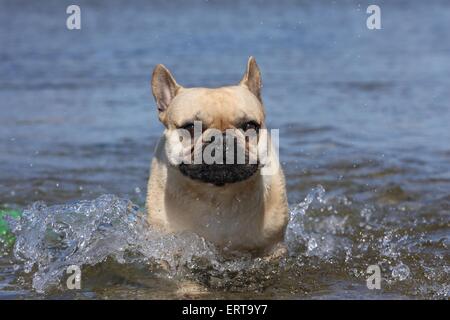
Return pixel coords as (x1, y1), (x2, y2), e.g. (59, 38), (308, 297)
(146, 57), (289, 255)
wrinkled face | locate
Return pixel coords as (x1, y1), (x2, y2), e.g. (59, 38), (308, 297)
(166, 87), (264, 186)
(151, 57), (266, 186)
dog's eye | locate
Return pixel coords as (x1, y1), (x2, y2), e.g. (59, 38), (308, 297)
(241, 121), (260, 132)
(180, 123), (195, 136)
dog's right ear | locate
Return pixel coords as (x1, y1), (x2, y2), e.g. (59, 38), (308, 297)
(239, 56), (262, 102)
(151, 64), (181, 117)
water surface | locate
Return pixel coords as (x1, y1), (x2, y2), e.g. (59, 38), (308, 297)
(0, 0), (449, 299)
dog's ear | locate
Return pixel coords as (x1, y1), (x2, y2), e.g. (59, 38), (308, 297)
(239, 56), (262, 102)
(151, 64), (181, 114)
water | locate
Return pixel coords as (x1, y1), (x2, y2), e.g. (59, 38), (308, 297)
(0, 0), (449, 299)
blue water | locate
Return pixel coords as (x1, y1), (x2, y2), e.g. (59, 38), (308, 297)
(0, 0), (449, 299)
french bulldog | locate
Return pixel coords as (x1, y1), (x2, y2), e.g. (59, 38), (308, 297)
(146, 57), (289, 256)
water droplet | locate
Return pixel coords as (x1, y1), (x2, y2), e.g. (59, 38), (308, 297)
(308, 238), (318, 251)
(392, 263), (410, 281)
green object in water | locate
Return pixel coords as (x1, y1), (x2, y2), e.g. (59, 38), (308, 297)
(0, 209), (21, 246)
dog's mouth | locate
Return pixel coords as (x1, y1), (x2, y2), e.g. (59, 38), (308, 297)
(178, 163), (259, 186)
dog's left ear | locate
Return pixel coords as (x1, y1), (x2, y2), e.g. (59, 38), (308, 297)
(151, 64), (181, 115)
(239, 56), (262, 102)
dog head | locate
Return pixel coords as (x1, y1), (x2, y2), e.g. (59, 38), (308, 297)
(151, 57), (268, 186)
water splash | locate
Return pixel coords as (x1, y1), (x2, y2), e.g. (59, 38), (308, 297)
(2, 186), (448, 299)
(4, 187), (331, 294)
(4, 189), (306, 293)
(8, 195), (219, 292)
(391, 263), (410, 281)
(285, 185), (325, 253)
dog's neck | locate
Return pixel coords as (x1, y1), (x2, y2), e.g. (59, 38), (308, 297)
(163, 164), (267, 248)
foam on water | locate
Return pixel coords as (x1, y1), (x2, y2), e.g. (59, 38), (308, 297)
(1, 186), (449, 298)
(3, 187), (325, 294)
(6, 196), (220, 292)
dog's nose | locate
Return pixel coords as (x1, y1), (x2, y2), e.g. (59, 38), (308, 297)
(206, 133), (230, 156)
(204, 132), (242, 164)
